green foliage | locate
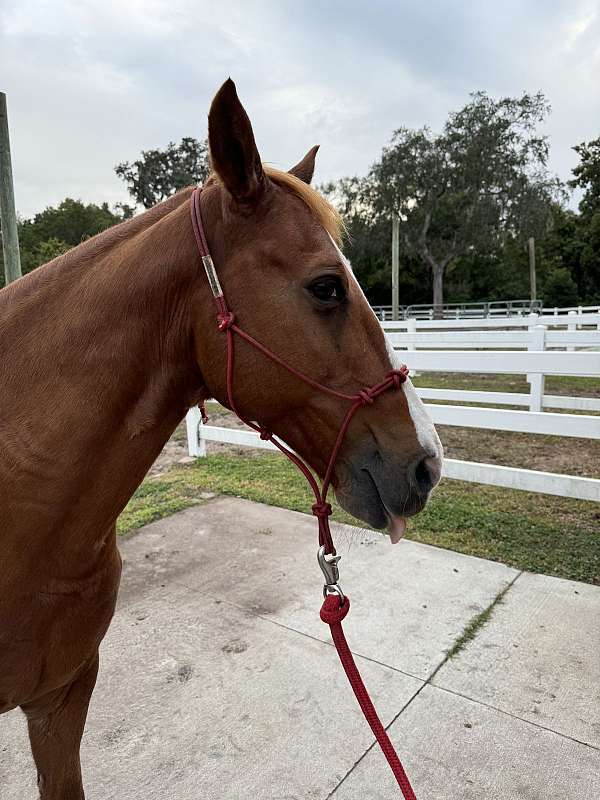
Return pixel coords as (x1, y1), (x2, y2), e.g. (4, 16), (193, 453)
(20, 237), (72, 273)
(1, 198), (125, 287)
(339, 205), (431, 305)
(536, 204), (600, 304)
(579, 211), (600, 302)
(115, 137), (210, 209)
(19, 198), (121, 254)
(541, 267), (579, 307)
(570, 136), (600, 216)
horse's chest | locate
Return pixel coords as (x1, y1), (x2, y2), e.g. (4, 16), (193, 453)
(0, 553), (121, 711)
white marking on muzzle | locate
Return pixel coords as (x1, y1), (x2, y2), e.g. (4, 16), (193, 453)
(328, 234), (443, 463)
(385, 334), (443, 460)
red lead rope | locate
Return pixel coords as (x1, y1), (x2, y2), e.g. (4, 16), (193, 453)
(191, 187), (417, 799)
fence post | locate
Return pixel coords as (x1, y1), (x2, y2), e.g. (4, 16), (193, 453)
(391, 218), (399, 321)
(567, 310), (577, 352)
(527, 324), (546, 412)
(0, 92), (22, 284)
(526, 313), (538, 332)
(185, 406), (206, 457)
(406, 317), (418, 377)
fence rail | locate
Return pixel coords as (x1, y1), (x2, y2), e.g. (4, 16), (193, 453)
(372, 302), (600, 321)
(185, 416), (599, 502)
(417, 387), (600, 413)
(382, 312), (600, 331)
(401, 350), (598, 375)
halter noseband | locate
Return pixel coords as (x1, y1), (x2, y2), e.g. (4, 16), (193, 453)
(190, 186), (417, 799)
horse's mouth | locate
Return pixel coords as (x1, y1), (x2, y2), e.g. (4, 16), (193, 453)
(385, 512), (408, 544)
(335, 463), (427, 542)
(363, 467), (419, 544)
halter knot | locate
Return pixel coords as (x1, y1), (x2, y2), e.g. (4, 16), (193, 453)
(312, 501), (332, 518)
(358, 389), (375, 405)
(217, 311), (236, 331)
(387, 367), (409, 389)
(259, 428), (272, 441)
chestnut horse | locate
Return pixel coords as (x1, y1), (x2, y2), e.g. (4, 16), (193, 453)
(0, 80), (442, 798)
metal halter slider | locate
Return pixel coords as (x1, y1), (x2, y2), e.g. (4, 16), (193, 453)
(202, 254), (224, 298)
(318, 546), (344, 601)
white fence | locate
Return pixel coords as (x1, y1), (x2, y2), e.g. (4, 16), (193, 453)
(381, 311), (600, 331)
(186, 316), (600, 503)
(372, 302), (600, 321)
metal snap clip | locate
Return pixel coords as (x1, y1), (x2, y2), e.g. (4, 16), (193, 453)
(317, 545), (344, 601)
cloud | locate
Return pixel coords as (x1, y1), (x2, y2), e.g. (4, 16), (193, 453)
(1, 0), (598, 216)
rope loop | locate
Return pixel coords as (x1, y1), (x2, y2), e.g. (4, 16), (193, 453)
(387, 366), (409, 389)
(312, 501), (332, 518)
(358, 389), (375, 405)
(320, 593), (350, 625)
(217, 311), (236, 331)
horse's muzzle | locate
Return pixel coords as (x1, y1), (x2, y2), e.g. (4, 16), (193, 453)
(334, 446), (442, 534)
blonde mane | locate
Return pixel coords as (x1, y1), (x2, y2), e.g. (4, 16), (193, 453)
(263, 165), (344, 245)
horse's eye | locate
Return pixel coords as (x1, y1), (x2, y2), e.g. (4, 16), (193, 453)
(308, 276), (346, 305)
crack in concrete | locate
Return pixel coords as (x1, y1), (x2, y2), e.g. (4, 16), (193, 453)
(325, 570), (524, 798)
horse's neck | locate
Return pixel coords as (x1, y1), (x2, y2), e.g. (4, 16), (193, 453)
(0, 194), (205, 557)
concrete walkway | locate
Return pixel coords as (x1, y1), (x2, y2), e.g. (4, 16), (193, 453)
(2, 497), (599, 799)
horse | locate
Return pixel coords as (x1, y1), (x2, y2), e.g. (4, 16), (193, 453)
(0, 79), (442, 799)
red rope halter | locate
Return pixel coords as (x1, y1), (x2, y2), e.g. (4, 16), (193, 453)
(190, 187), (417, 799)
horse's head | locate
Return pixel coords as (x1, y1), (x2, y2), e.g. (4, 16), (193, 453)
(194, 80), (443, 541)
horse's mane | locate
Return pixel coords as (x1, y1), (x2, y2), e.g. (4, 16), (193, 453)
(263, 165), (344, 245)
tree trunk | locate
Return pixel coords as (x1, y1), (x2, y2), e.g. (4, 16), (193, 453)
(432, 265), (444, 318)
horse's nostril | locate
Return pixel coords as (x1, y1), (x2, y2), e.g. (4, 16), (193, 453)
(413, 456), (435, 494)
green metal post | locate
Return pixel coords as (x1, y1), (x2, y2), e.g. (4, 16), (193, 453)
(392, 217), (399, 320)
(0, 92), (22, 284)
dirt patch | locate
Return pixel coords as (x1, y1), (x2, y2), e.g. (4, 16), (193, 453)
(148, 436), (191, 476)
(438, 426), (599, 479)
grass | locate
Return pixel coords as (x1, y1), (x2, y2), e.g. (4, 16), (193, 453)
(117, 475), (207, 532)
(444, 577), (518, 661)
(119, 451), (600, 586)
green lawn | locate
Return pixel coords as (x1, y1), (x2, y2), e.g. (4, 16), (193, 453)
(119, 451), (600, 586)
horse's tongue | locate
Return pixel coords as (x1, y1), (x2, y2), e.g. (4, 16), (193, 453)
(388, 516), (407, 544)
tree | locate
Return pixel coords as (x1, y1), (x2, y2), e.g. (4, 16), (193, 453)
(115, 137), (210, 208)
(542, 267), (579, 307)
(1, 199), (125, 286)
(323, 177), (431, 306)
(364, 92), (561, 310)
(569, 136), (600, 216)
(21, 237), (72, 273)
(19, 198), (122, 254)
(567, 136), (600, 302)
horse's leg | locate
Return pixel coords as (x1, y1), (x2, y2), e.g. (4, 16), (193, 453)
(21, 652), (99, 800)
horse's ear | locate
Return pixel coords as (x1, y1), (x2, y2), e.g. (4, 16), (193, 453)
(289, 145), (319, 184)
(208, 79), (265, 204)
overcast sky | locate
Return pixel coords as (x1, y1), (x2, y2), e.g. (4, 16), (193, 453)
(1, 0), (599, 218)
